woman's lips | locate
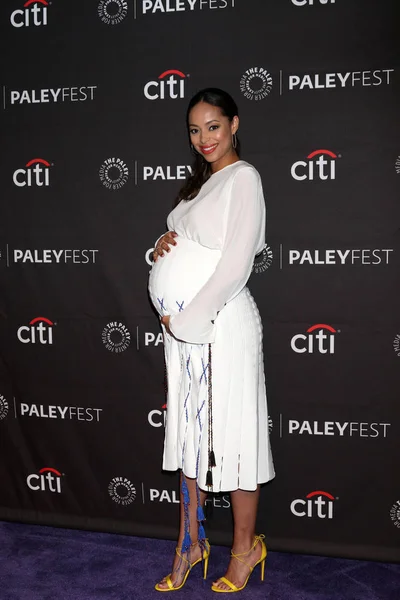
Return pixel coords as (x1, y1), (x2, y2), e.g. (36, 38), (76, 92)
(199, 144), (218, 155)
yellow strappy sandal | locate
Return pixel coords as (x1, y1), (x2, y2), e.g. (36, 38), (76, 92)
(211, 534), (267, 593)
(155, 539), (210, 592)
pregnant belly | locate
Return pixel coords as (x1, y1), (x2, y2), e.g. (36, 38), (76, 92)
(148, 236), (221, 317)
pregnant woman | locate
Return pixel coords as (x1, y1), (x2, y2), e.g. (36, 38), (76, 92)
(148, 88), (275, 593)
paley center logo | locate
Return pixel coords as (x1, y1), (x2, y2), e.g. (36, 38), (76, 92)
(108, 477), (136, 505)
(390, 500), (400, 529)
(27, 467), (63, 493)
(140, 0), (235, 16)
(11, 0), (49, 28)
(144, 69), (187, 100)
(291, 149), (338, 181)
(291, 490), (337, 519)
(4, 85), (97, 108)
(17, 316), (55, 345)
(0, 394), (9, 420)
(98, 0), (128, 24)
(13, 158), (51, 187)
(102, 321), (131, 353)
(99, 157), (129, 190)
(252, 245), (273, 274)
(286, 68), (394, 92)
(240, 67), (273, 101)
(286, 247), (393, 266)
(291, 324), (338, 354)
(393, 333), (400, 357)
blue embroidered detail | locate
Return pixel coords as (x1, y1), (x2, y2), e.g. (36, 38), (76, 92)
(176, 300), (185, 312)
(157, 297), (166, 312)
(195, 399), (205, 430)
(186, 355), (192, 381)
(199, 358), (209, 385)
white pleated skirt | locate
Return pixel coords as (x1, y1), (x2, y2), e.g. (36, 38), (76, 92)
(161, 286), (275, 492)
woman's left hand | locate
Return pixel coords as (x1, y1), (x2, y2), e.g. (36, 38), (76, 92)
(161, 315), (171, 334)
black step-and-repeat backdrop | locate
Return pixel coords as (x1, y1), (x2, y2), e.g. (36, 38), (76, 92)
(0, 0), (399, 563)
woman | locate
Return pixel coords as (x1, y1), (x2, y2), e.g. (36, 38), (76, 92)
(148, 88), (275, 593)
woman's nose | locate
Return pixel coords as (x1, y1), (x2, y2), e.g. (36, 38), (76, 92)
(199, 130), (209, 144)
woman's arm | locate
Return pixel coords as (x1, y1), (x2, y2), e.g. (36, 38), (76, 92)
(169, 166), (265, 344)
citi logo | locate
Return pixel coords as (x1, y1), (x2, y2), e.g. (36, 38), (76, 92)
(290, 490), (336, 519)
(291, 0), (335, 5)
(27, 467), (62, 493)
(11, 0), (48, 28)
(17, 316), (54, 345)
(144, 69), (187, 100)
(291, 324), (337, 354)
(13, 158), (51, 187)
(291, 149), (338, 181)
(148, 404), (167, 427)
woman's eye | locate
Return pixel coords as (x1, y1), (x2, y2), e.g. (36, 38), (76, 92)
(209, 125), (219, 131)
(190, 128), (198, 135)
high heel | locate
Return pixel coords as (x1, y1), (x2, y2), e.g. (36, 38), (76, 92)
(211, 534), (267, 593)
(155, 539), (211, 592)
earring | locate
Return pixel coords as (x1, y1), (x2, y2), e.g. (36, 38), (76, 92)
(232, 133), (237, 149)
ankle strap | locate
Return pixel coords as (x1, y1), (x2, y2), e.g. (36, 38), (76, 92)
(231, 534), (265, 570)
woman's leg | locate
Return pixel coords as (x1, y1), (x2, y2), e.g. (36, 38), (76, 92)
(156, 472), (208, 589)
(212, 485), (263, 590)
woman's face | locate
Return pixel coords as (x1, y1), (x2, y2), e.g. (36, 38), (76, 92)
(188, 101), (239, 172)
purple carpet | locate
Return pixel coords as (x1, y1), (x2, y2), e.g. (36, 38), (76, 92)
(0, 521), (399, 599)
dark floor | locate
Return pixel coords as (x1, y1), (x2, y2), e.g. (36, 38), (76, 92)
(0, 521), (399, 599)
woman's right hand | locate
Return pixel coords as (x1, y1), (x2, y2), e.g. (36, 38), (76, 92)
(153, 231), (178, 262)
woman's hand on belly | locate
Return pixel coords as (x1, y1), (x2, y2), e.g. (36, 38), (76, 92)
(153, 231), (178, 262)
(161, 315), (172, 334)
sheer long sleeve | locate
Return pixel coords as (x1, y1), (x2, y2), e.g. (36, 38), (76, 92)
(169, 166), (265, 344)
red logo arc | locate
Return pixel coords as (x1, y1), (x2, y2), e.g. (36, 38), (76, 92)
(158, 70), (185, 80)
(307, 324), (336, 334)
(306, 490), (335, 500)
(307, 149), (337, 159)
(29, 317), (54, 326)
(24, 0), (48, 7)
(25, 158), (50, 168)
(39, 467), (62, 476)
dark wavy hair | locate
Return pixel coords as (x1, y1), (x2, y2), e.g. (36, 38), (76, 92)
(175, 88), (240, 205)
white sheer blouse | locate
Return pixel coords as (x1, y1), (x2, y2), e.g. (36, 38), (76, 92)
(156, 160), (266, 344)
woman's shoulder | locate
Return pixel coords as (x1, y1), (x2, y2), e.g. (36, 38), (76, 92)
(228, 160), (261, 183)
(226, 160), (259, 176)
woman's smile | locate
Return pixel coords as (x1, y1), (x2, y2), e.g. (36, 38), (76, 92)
(199, 143), (218, 155)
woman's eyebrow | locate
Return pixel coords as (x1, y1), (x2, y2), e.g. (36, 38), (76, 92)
(189, 119), (221, 127)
